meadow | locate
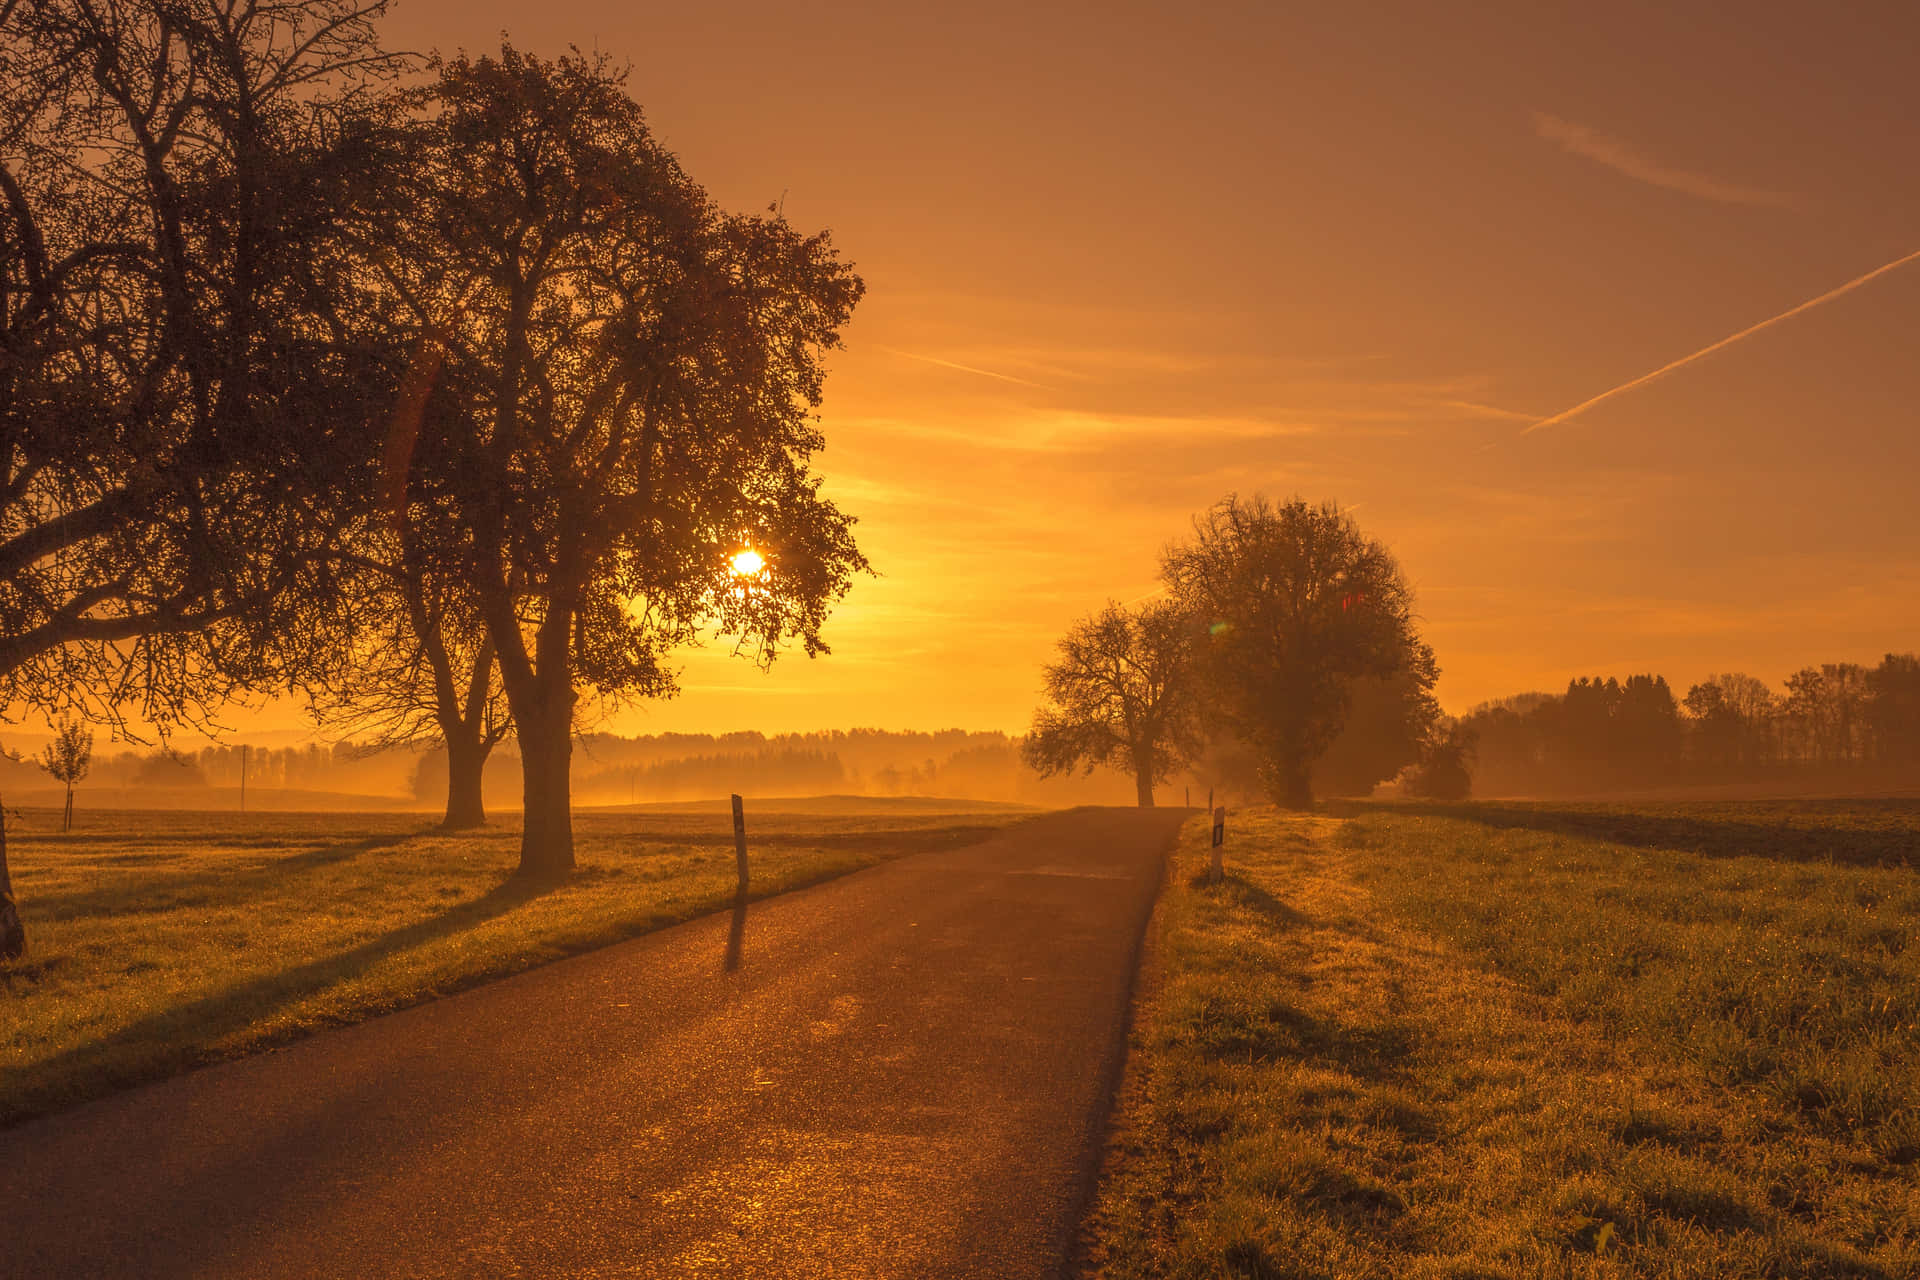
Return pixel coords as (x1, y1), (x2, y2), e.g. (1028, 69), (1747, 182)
(1080, 800), (1920, 1279)
(0, 798), (1027, 1127)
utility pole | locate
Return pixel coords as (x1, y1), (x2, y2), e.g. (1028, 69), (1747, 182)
(239, 744), (248, 813)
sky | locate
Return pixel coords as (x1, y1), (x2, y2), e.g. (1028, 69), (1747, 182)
(283, 1), (1920, 738)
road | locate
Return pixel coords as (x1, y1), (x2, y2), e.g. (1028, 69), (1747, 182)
(2, 806), (1189, 1279)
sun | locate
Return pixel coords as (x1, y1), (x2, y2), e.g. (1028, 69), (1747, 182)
(729, 547), (766, 578)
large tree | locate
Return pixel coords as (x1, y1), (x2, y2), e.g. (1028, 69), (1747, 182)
(371, 47), (866, 876)
(1163, 495), (1427, 808)
(0, 0), (405, 732)
(1022, 598), (1199, 807)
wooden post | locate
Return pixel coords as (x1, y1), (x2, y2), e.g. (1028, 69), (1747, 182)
(0, 793), (9, 897)
(0, 792), (22, 960)
(1210, 805), (1226, 884)
(731, 794), (749, 896)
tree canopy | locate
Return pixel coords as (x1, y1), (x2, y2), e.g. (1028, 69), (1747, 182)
(1022, 598), (1200, 807)
(0, 0), (406, 732)
(1163, 495), (1428, 808)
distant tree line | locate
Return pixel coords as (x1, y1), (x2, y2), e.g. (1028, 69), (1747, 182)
(569, 728), (1139, 806)
(1463, 655), (1920, 796)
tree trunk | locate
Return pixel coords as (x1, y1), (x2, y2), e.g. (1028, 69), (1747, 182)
(1134, 765), (1155, 808)
(0, 796), (22, 960)
(442, 737), (488, 830)
(515, 689), (574, 878)
(1273, 755), (1314, 810)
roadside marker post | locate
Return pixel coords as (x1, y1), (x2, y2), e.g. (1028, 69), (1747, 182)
(1210, 806), (1225, 884)
(731, 794), (749, 896)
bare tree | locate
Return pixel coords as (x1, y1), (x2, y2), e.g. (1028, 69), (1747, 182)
(1022, 599), (1199, 807)
(39, 716), (91, 830)
(367, 47), (868, 876)
(1163, 495), (1428, 809)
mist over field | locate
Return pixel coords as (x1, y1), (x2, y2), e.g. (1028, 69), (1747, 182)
(0, 729), (1143, 814)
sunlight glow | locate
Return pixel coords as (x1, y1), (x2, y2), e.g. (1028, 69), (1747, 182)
(730, 548), (767, 578)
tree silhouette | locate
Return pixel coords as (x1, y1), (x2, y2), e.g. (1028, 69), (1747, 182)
(1163, 495), (1426, 809)
(1022, 599), (1200, 807)
(40, 717), (92, 831)
(1866, 654), (1920, 763)
(1785, 663), (1869, 764)
(1404, 720), (1475, 801)
(0, 0), (407, 732)
(1462, 656), (1920, 794)
(306, 523), (509, 829)
(368, 47), (866, 876)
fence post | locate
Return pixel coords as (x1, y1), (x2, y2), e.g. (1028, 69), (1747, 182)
(1210, 805), (1225, 884)
(731, 794), (749, 896)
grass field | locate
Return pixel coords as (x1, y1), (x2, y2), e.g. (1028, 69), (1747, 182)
(1079, 800), (1920, 1279)
(0, 799), (1027, 1128)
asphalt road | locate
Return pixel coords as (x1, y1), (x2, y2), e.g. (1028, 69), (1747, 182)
(3, 806), (1189, 1279)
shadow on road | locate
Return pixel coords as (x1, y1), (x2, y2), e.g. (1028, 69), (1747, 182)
(724, 895), (747, 972)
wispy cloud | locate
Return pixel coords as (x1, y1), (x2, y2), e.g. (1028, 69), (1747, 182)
(1532, 112), (1794, 207)
(833, 409), (1321, 454)
(1430, 398), (1537, 424)
(1526, 246), (1920, 433)
(877, 346), (1054, 389)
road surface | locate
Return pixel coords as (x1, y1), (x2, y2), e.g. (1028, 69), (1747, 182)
(3, 806), (1189, 1279)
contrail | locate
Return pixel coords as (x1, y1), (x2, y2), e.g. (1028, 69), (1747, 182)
(1525, 245), (1920, 434)
(879, 346), (1052, 389)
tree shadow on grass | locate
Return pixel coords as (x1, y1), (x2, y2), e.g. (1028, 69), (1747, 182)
(1372, 801), (1920, 869)
(1188, 992), (1415, 1084)
(6, 871), (557, 1128)
(26, 831), (432, 921)
(1189, 869), (1313, 934)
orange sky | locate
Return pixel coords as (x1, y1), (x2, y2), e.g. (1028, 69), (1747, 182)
(272, 2), (1920, 738)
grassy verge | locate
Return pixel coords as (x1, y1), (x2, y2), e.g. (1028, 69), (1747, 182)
(0, 801), (1024, 1127)
(1079, 802), (1920, 1278)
